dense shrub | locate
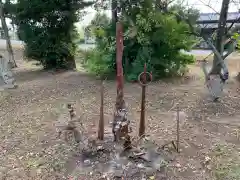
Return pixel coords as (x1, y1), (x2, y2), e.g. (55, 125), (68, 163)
(14, 0), (92, 69)
(84, 1), (196, 81)
(83, 48), (115, 78)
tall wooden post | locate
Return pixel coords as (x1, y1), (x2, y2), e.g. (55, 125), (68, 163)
(112, 21), (129, 143)
(115, 22), (125, 110)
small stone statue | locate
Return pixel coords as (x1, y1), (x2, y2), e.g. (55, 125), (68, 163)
(55, 103), (82, 143)
(112, 108), (130, 142)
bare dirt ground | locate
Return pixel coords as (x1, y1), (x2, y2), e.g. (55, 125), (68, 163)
(0, 51), (240, 180)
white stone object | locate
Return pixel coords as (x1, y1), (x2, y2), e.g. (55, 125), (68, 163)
(206, 74), (224, 99)
(0, 55), (16, 89)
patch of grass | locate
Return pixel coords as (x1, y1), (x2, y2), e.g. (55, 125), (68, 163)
(210, 144), (240, 180)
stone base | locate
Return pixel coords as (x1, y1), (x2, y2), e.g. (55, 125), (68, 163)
(0, 84), (18, 91)
(206, 74), (224, 100)
(0, 55), (17, 91)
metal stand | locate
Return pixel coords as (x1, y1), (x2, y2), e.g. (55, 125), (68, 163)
(138, 64), (152, 137)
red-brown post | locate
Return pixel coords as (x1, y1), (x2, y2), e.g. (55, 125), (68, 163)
(116, 22), (125, 109)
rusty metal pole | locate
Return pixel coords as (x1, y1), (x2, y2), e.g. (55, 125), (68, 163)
(176, 104), (180, 153)
(139, 64), (147, 137)
(98, 80), (104, 140)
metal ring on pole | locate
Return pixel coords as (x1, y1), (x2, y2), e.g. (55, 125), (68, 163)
(138, 71), (152, 86)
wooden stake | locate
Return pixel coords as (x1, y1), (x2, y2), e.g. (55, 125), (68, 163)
(98, 80), (104, 140)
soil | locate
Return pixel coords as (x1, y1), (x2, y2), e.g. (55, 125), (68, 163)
(0, 55), (240, 180)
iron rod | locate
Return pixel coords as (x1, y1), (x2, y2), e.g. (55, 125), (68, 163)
(176, 104), (180, 153)
(139, 64), (147, 137)
(98, 80), (104, 140)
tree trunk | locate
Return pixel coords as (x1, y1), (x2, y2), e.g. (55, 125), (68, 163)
(0, 1), (17, 68)
(111, 0), (118, 23)
(211, 0), (230, 74)
(66, 55), (76, 70)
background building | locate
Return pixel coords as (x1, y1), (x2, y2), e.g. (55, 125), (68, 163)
(196, 12), (239, 49)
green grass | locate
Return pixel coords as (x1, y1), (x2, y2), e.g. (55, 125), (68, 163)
(210, 144), (240, 180)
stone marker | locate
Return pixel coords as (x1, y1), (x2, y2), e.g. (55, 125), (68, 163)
(200, 60), (224, 100)
(206, 74), (223, 100)
(0, 55), (17, 90)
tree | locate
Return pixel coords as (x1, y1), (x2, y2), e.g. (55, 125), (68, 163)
(168, 2), (200, 25)
(84, 25), (94, 40)
(91, 12), (110, 27)
(88, 12), (110, 40)
(211, 0), (230, 74)
(0, 0), (17, 68)
(168, 0), (240, 100)
(84, 0), (196, 80)
(13, 0), (93, 70)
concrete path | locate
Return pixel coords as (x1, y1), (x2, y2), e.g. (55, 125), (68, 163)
(0, 39), (24, 49)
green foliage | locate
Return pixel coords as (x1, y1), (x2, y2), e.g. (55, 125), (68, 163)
(232, 33), (239, 40)
(84, 48), (115, 78)
(84, 0), (195, 81)
(76, 26), (85, 43)
(84, 13), (110, 40)
(14, 0), (93, 69)
(90, 13), (110, 28)
(84, 25), (94, 39)
(169, 1), (200, 25)
(232, 33), (240, 48)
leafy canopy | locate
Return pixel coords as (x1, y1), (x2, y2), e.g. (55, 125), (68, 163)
(84, 0), (197, 80)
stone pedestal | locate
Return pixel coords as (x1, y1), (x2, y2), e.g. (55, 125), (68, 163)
(206, 74), (224, 100)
